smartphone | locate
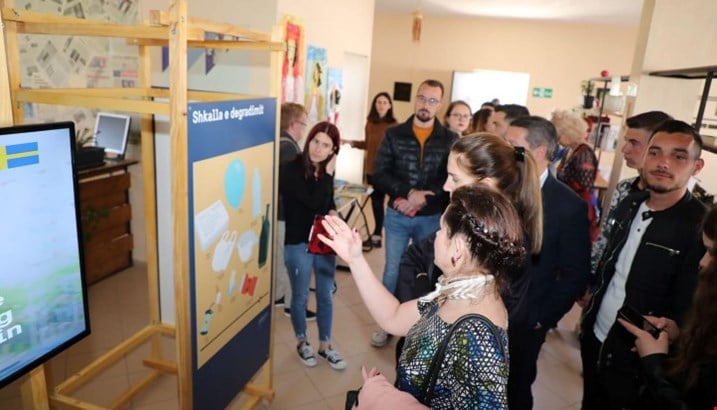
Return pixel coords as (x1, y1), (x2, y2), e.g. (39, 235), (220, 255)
(617, 304), (661, 339)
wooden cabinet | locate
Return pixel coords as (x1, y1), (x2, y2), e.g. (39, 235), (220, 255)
(77, 160), (138, 285)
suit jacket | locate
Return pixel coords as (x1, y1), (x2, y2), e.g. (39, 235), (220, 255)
(526, 174), (591, 328)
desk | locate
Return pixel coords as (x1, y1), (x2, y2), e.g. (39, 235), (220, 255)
(335, 182), (373, 243)
(77, 159), (138, 284)
(334, 182), (373, 269)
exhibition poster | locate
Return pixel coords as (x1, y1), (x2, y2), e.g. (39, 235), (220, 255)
(187, 98), (276, 409)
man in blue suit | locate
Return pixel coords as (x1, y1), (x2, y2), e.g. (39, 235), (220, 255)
(505, 116), (591, 410)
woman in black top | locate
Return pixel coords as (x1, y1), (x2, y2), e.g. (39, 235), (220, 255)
(279, 121), (346, 371)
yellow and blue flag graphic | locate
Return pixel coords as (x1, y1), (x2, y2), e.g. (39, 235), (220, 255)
(0, 142), (40, 170)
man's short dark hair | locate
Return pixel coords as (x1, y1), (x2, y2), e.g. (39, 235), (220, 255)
(495, 104), (530, 125)
(419, 79), (445, 98)
(626, 111), (673, 133)
(649, 119), (703, 158)
(510, 115), (559, 161)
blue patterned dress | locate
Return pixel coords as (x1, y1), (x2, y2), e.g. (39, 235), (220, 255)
(396, 300), (509, 409)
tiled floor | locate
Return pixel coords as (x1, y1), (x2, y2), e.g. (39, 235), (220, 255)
(0, 242), (585, 409)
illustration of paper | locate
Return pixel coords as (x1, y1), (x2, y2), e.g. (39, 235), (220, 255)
(194, 200), (229, 252)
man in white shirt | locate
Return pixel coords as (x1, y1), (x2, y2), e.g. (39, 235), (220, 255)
(580, 120), (706, 410)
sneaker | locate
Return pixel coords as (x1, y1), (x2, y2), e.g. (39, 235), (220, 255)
(370, 329), (391, 348)
(274, 296), (285, 308)
(297, 341), (317, 367)
(318, 347), (347, 370)
(283, 308), (317, 321)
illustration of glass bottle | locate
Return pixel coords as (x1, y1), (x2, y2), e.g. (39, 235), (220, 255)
(258, 203), (270, 268)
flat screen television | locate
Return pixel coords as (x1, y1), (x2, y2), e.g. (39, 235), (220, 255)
(0, 121), (90, 388)
(94, 112), (131, 159)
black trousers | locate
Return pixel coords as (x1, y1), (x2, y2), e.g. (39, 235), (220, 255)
(366, 174), (385, 236)
(507, 325), (547, 410)
(580, 329), (642, 410)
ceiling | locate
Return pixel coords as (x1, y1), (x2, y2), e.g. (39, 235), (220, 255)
(374, 0), (644, 25)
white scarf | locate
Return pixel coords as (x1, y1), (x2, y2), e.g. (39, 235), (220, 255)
(418, 274), (495, 303)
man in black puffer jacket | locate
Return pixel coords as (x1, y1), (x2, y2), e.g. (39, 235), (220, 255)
(369, 79), (458, 348)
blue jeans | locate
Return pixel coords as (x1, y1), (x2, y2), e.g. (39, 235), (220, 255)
(382, 208), (441, 294)
(284, 243), (336, 342)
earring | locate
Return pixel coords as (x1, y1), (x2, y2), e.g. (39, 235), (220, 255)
(450, 256), (456, 267)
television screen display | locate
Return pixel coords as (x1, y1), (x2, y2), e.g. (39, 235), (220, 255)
(0, 122), (90, 388)
(94, 113), (130, 158)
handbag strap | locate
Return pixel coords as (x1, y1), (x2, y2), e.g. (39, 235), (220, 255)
(417, 313), (507, 405)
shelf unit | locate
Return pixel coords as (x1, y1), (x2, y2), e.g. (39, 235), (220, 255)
(0, 1), (282, 409)
(586, 75), (629, 152)
(649, 65), (717, 154)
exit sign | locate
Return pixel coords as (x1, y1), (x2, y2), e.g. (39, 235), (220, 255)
(532, 87), (553, 99)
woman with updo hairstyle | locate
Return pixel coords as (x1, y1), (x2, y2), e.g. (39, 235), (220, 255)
(320, 185), (525, 408)
(396, 133), (542, 324)
(551, 109), (599, 241)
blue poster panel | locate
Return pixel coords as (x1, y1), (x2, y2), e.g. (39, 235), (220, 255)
(187, 98), (276, 409)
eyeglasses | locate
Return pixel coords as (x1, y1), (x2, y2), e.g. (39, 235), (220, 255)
(416, 95), (441, 106)
(450, 113), (471, 120)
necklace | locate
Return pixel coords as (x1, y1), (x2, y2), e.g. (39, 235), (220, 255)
(418, 274), (495, 303)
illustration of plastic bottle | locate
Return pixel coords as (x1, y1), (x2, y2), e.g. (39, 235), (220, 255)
(258, 203), (270, 268)
(199, 309), (214, 335)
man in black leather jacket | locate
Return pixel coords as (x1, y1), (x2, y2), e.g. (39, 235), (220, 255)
(580, 120), (707, 410)
(370, 79), (458, 347)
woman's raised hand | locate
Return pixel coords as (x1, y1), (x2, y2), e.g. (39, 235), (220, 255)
(318, 215), (363, 262)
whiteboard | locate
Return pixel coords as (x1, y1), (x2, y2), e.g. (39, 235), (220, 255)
(451, 70), (530, 110)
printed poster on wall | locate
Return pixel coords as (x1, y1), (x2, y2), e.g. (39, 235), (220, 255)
(188, 99), (276, 409)
(326, 68), (343, 125)
(281, 15), (305, 104)
(305, 45), (328, 123)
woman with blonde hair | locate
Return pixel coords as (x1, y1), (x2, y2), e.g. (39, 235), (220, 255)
(551, 109), (599, 241)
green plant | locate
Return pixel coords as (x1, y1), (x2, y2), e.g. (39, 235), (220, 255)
(581, 80), (595, 96)
(81, 207), (109, 242)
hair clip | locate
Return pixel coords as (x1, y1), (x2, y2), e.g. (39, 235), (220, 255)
(514, 146), (526, 162)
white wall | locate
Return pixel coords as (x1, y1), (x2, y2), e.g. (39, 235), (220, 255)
(139, 0), (376, 322)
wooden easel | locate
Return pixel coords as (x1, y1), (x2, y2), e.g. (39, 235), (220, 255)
(0, 1), (282, 408)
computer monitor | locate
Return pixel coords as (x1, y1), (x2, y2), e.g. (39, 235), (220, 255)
(0, 121), (90, 388)
(94, 112), (130, 159)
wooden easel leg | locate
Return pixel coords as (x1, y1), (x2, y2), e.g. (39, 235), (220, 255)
(20, 366), (50, 410)
(240, 361), (274, 409)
